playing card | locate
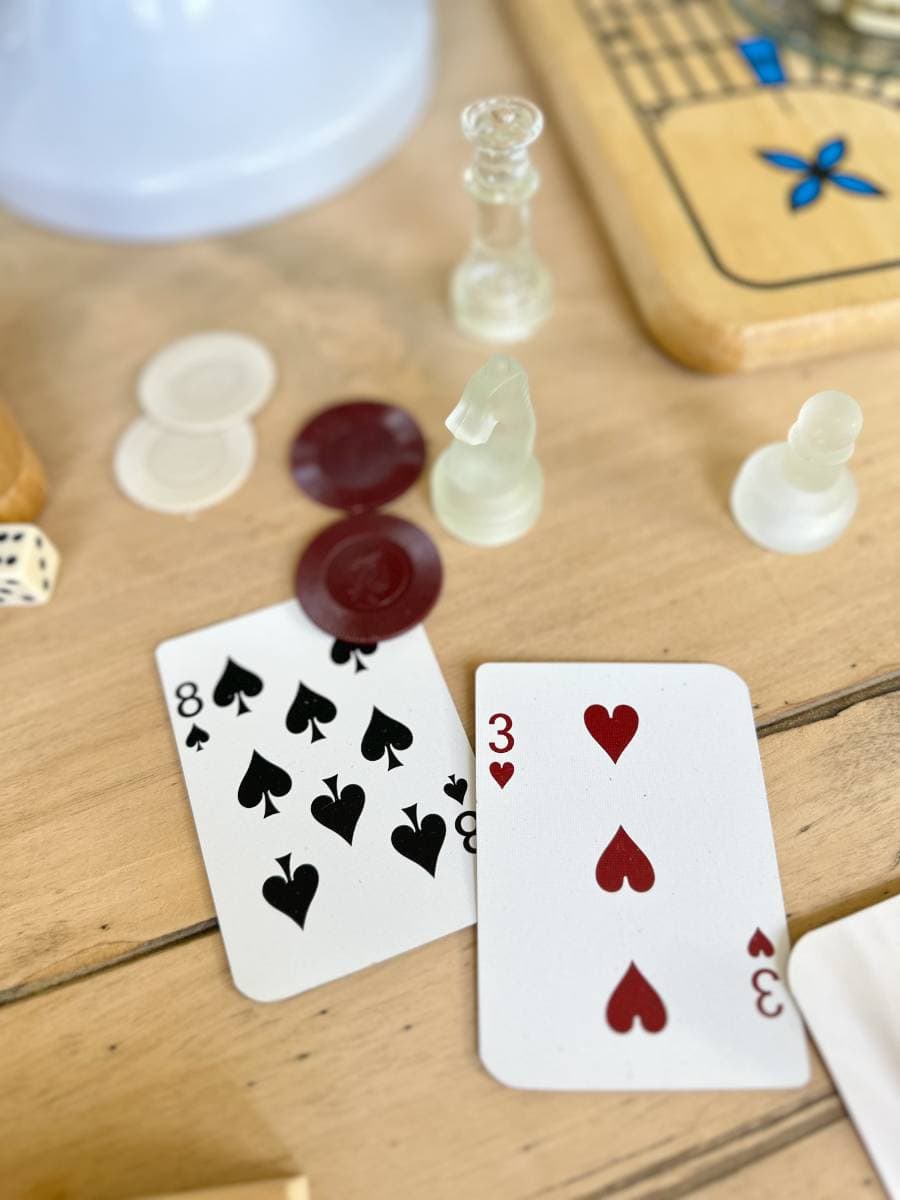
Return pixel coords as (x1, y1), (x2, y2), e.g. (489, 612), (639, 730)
(156, 601), (475, 1002)
(789, 895), (900, 1195)
(475, 662), (809, 1090)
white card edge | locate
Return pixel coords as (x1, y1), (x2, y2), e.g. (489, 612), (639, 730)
(232, 919), (476, 1005)
(154, 597), (296, 662)
(475, 660), (752, 694)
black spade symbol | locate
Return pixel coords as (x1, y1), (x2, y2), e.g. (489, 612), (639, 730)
(285, 682), (337, 742)
(262, 855), (318, 929)
(330, 639), (378, 673)
(311, 774), (365, 845)
(185, 724), (210, 751)
(443, 774), (468, 804)
(361, 706), (413, 770)
(238, 750), (292, 818)
(391, 804), (446, 878)
(213, 658), (263, 716)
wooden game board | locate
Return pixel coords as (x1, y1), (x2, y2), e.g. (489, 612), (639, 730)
(509, 0), (900, 370)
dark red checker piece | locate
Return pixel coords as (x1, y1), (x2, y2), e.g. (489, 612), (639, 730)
(290, 400), (426, 512)
(295, 513), (442, 643)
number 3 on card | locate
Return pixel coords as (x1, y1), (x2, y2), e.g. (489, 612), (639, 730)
(488, 712), (514, 753)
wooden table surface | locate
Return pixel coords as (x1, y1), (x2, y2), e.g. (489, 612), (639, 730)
(1, 3), (898, 1197)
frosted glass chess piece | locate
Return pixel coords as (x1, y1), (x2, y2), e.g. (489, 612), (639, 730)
(431, 354), (542, 546)
(730, 390), (863, 554)
(450, 96), (552, 343)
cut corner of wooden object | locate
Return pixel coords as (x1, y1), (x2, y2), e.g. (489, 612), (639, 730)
(0, 404), (47, 522)
(637, 282), (759, 374)
(131, 1176), (310, 1200)
(639, 276), (900, 373)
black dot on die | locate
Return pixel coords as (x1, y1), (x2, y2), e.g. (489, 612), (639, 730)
(11, 532), (23, 542)
(39, 558), (46, 569)
(35, 536), (43, 548)
(0, 588), (10, 595)
(0, 533), (6, 542)
(42, 579), (49, 590)
(5, 556), (16, 566)
(21, 595), (34, 603)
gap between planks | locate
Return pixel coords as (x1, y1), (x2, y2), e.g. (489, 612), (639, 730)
(3, 666), (899, 1012)
(2, 673), (895, 1200)
(576, 1094), (844, 1199)
(755, 668), (900, 739)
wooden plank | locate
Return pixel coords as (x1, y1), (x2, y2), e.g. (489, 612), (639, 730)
(0, 0), (898, 1008)
(1, 693), (896, 1200)
(768, 693), (900, 939)
(136, 1182), (309, 1200)
(508, 0), (900, 371)
(590, 1081), (844, 1198)
(692, 1119), (886, 1199)
(0, 922), (838, 1200)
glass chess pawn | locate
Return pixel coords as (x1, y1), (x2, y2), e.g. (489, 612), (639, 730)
(730, 390), (863, 554)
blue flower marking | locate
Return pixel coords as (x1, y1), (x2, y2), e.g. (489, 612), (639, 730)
(758, 137), (884, 211)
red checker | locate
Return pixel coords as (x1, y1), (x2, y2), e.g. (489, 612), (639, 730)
(295, 513), (442, 643)
(290, 400), (425, 512)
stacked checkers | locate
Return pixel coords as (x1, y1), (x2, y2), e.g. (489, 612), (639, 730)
(114, 332), (276, 514)
(290, 400), (440, 643)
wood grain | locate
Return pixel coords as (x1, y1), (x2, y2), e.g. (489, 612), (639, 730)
(1, 691), (896, 1200)
(693, 1119), (886, 1199)
(0, 3), (897, 1197)
(1, 0), (899, 1004)
(769, 693), (900, 938)
(0, 916), (838, 1200)
(508, 0), (900, 371)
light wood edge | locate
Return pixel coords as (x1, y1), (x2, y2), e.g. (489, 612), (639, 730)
(134, 1177), (309, 1200)
(0, 405), (46, 522)
(505, 0), (900, 372)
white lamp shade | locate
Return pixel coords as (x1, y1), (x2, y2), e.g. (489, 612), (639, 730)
(0, 0), (434, 241)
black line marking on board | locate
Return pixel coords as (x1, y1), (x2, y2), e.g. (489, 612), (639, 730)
(604, 0), (674, 113)
(576, 0), (900, 289)
(638, 0), (703, 99)
(671, 0), (735, 93)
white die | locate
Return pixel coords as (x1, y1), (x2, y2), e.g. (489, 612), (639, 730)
(0, 524), (59, 606)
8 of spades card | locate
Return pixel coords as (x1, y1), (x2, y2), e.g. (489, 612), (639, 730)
(156, 600), (475, 1002)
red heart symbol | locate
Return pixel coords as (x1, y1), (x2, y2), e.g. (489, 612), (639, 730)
(595, 826), (655, 893)
(605, 963), (667, 1033)
(584, 704), (639, 764)
(489, 761), (514, 789)
(747, 927), (775, 957)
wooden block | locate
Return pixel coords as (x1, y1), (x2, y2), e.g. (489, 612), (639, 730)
(135, 1179), (309, 1200)
(0, 403), (46, 522)
(508, 0), (900, 370)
